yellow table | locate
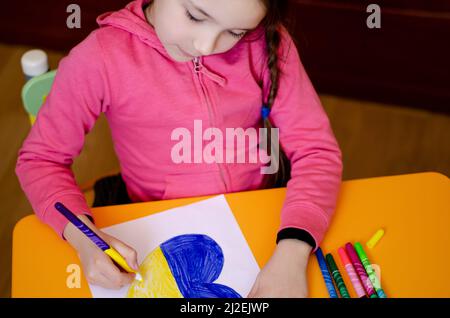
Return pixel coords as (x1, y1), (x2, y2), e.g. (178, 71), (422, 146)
(12, 172), (450, 297)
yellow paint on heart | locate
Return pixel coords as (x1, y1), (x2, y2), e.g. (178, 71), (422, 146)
(127, 246), (183, 298)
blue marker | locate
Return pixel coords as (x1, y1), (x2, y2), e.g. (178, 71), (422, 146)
(315, 247), (338, 298)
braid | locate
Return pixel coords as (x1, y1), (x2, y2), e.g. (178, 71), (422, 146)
(265, 24), (281, 107)
(262, 24), (291, 189)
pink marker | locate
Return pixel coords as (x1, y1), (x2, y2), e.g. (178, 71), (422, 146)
(345, 243), (378, 298)
(338, 247), (367, 298)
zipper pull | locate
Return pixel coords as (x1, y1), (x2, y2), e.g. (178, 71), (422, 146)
(193, 57), (226, 87)
(193, 57), (202, 73)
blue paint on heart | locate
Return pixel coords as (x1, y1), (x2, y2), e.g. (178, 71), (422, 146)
(160, 234), (242, 298)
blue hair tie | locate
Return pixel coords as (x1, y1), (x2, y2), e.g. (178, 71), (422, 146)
(261, 105), (271, 120)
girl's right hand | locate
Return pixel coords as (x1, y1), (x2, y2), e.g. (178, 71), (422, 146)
(63, 215), (139, 289)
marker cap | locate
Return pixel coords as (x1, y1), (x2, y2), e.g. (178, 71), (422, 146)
(338, 247), (351, 265)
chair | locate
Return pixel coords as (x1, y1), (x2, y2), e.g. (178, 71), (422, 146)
(20, 70), (119, 206)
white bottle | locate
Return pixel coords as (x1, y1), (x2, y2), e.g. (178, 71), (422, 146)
(21, 49), (49, 81)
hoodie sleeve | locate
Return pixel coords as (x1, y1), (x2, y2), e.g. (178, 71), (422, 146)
(15, 30), (111, 239)
(263, 28), (343, 251)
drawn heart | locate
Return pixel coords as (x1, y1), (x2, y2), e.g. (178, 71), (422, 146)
(127, 234), (241, 298)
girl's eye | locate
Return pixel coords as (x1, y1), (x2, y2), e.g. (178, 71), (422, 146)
(185, 10), (203, 23)
(185, 10), (245, 39)
(229, 31), (245, 39)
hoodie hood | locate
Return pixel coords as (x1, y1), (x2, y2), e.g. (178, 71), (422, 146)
(96, 0), (168, 57)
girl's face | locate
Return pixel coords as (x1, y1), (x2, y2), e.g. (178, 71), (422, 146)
(145, 0), (267, 62)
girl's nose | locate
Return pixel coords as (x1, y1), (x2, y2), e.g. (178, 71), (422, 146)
(194, 34), (219, 56)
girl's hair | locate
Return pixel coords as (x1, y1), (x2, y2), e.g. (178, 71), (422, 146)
(260, 0), (294, 189)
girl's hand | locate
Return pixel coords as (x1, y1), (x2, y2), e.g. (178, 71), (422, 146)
(64, 215), (139, 289)
(247, 239), (312, 298)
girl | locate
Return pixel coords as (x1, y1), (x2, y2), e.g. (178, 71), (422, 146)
(16, 0), (342, 297)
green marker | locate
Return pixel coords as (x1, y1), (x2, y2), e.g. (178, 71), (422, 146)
(354, 242), (387, 298)
(326, 253), (350, 298)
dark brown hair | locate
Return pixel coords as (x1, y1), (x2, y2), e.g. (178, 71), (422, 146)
(260, 0), (294, 188)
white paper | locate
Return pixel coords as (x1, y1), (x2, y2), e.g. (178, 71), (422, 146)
(88, 195), (260, 298)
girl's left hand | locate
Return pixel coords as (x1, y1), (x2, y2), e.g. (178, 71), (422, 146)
(247, 239), (312, 298)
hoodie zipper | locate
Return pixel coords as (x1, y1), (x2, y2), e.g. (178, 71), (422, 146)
(193, 57), (229, 193)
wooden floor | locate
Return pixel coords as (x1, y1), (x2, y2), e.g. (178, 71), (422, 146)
(1, 43), (449, 297)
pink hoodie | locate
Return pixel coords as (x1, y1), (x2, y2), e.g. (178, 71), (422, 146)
(16, 0), (342, 250)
